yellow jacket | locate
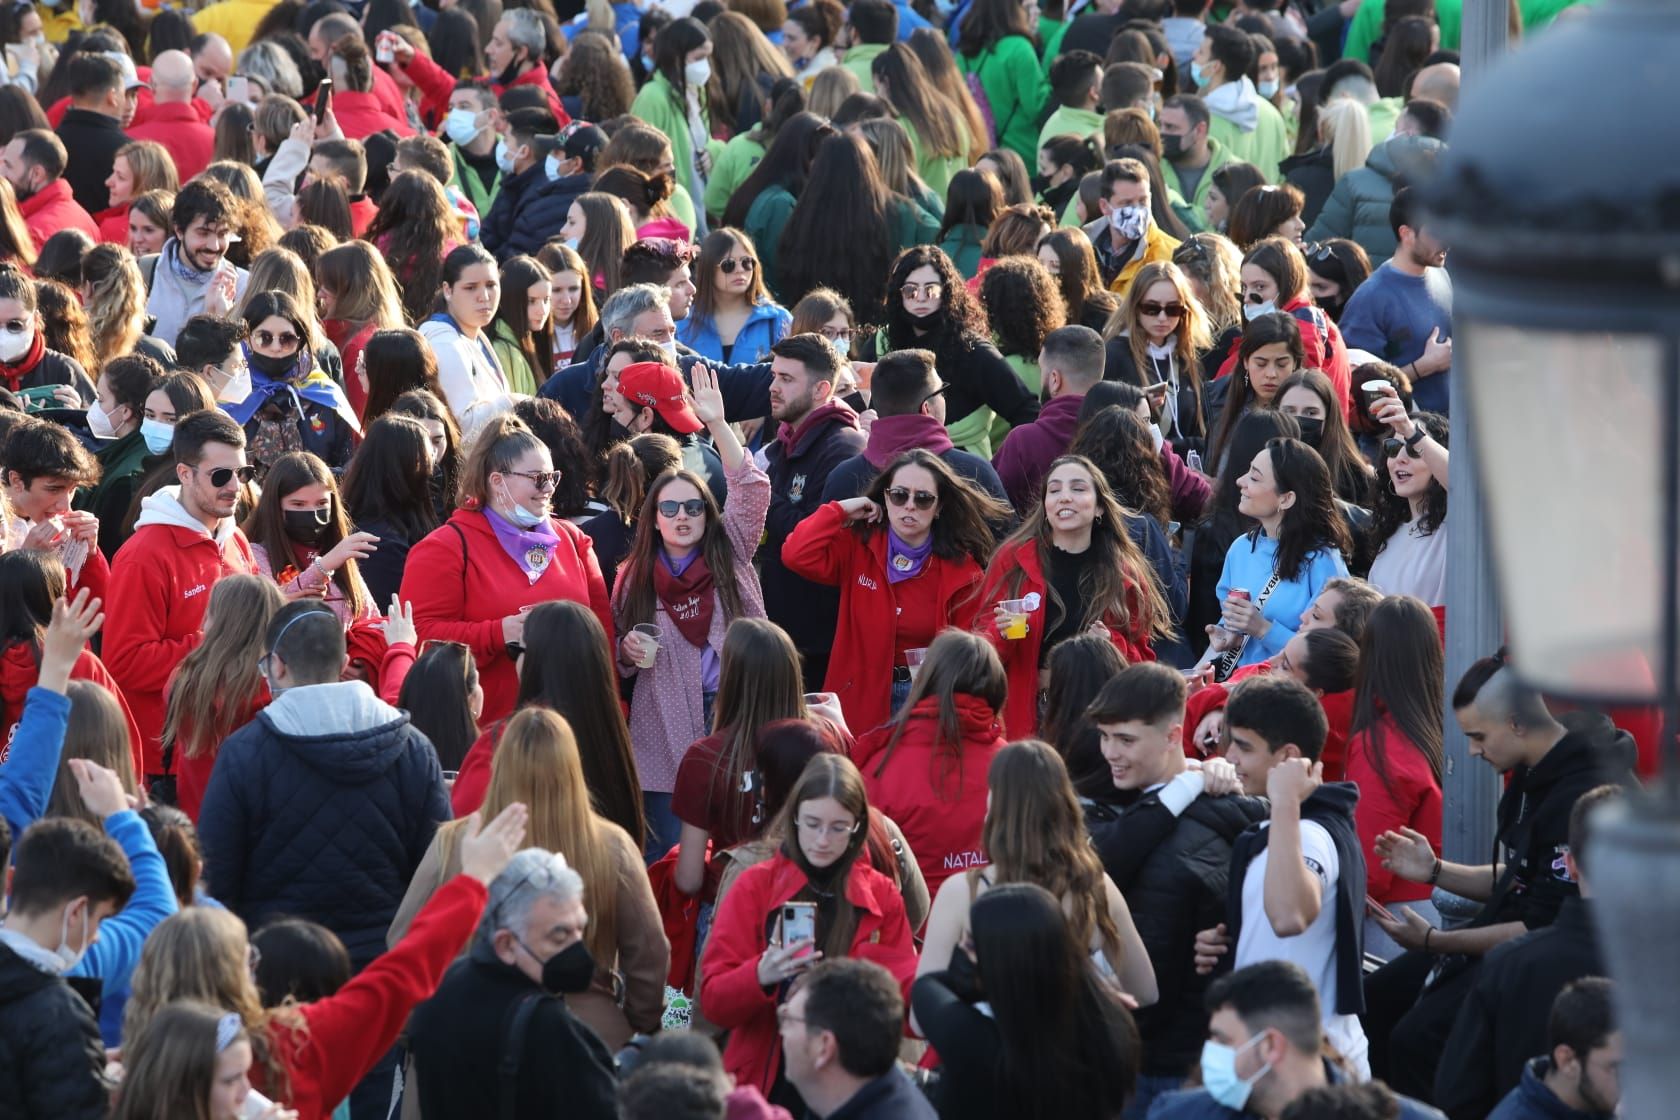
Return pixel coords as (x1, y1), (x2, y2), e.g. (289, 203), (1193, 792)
(1107, 223), (1181, 298)
(191, 0), (275, 55)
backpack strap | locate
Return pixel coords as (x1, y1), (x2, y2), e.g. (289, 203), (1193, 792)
(139, 253), (159, 294)
(498, 992), (551, 1120)
(449, 521), (469, 603)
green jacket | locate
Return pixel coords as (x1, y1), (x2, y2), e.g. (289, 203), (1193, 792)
(1207, 93), (1290, 182)
(987, 352), (1040, 450)
(1038, 103), (1103, 150)
(1037, 17), (1068, 73)
(1346, 0), (1461, 61)
(76, 428), (149, 559)
(1367, 97), (1402, 143)
(1169, 136), (1236, 232)
(841, 42), (888, 88)
(959, 35), (1049, 163)
(490, 318), (540, 397)
(631, 71), (717, 229)
(910, 178), (944, 226)
(907, 120), (968, 200)
(746, 185), (798, 301)
(704, 131), (765, 222)
(939, 223), (987, 278)
(449, 142), (499, 219)
(888, 194), (940, 253)
(668, 183), (699, 232)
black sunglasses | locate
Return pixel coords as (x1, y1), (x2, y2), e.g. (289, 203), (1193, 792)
(886, 486), (937, 510)
(1383, 438), (1419, 460)
(718, 256), (756, 275)
(1138, 301), (1185, 318)
(658, 498), (706, 518)
(195, 464), (258, 487)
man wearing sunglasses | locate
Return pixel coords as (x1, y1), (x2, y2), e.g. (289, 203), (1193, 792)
(104, 409), (257, 787)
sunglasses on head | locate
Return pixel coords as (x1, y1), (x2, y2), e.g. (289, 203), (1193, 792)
(195, 464), (258, 487)
(1138, 301), (1185, 318)
(658, 498), (706, 518)
(886, 486), (937, 510)
(1383, 438), (1419, 460)
(254, 328), (301, 350)
(718, 256), (756, 275)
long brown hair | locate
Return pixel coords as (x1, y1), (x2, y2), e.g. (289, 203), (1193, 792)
(704, 618), (806, 821)
(1036, 227), (1115, 329)
(1272, 368), (1372, 505)
(1068, 406), (1173, 530)
(440, 707), (622, 961)
(316, 240), (405, 333)
(571, 192), (636, 295)
(857, 449), (1008, 568)
(1105, 260), (1210, 431)
(773, 752), (874, 959)
(535, 241), (600, 340)
(985, 455), (1172, 642)
(615, 469), (750, 630)
(0, 178), (36, 270)
(113, 999), (235, 1120)
(871, 629), (1006, 797)
(982, 740), (1121, 954)
(1350, 595), (1445, 794)
(690, 227), (770, 323)
(48, 681), (139, 825)
(161, 575), (284, 764)
(596, 433), (682, 521)
(240, 451), (368, 619)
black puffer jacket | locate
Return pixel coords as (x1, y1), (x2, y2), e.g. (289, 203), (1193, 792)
(1089, 790), (1269, 1077)
(0, 942), (110, 1119)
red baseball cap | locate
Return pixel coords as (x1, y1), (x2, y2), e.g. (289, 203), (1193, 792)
(618, 361), (702, 434)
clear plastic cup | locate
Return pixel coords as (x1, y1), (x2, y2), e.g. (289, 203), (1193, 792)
(632, 623), (661, 669)
(997, 598), (1032, 639)
(904, 647), (929, 680)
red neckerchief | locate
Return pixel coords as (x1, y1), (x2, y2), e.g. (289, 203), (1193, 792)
(0, 332), (46, 392)
(652, 549), (716, 648)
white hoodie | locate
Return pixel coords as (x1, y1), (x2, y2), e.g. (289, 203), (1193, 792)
(1206, 74), (1262, 134)
(133, 485), (241, 546)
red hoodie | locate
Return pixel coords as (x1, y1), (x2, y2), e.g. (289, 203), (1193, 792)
(103, 489), (256, 776)
(854, 694), (1004, 898)
(0, 642), (143, 779)
(18, 179), (98, 252)
(1216, 297), (1352, 418)
(973, 538), (1156, 740)
(1345, 711), (1442, 905)
(781, 501), (985, 739)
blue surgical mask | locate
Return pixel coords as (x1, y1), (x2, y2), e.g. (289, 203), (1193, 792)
(1200, 1035), (1271, 1111)
(564, 236), (581, 251)
(444, 108), (481, 147)
(545, 153), (563, 182)
(1190, 60), (1209, 88)
(499, 481), (548, 529)
(832, 335), (851, 358)
(1258, 78), (1280, 98)
(140, 417), (174, 455)
(494, 138), (515, 175)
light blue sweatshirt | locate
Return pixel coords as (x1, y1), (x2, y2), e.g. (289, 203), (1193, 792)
(1216, 530), (1349, 668)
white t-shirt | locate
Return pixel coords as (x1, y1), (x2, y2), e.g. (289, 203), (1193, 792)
(1368, 520), (1448, 607)
(1234, 819), (1370, 1078)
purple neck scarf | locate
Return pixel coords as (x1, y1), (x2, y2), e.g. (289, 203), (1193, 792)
(484, 506), (562, 584)
(885, 526), (933, 584)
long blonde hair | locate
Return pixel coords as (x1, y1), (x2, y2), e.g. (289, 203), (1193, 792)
(1319, 98), (1374, 182)
(1106, 260), (1211, 433)
(161, 575), (284, 763)
(440, 708), (621, 961)
(81, 243), (147, 371)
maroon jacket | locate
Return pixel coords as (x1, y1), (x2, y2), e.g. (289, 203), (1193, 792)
(992, 392), (1085, 510)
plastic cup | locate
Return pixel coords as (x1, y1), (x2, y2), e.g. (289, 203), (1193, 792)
(998, 598), (1032, 640)
(1360, 378), (1392, 415)
(904, 647), (929, 680)
(632, 623), (661, 669)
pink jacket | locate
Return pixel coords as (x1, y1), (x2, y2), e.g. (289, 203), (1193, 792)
(613, 458), (770, 792)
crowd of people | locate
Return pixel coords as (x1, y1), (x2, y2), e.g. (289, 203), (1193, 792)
(0, 0), (1641, 1117)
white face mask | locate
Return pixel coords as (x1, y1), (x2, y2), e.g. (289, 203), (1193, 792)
(545, 153), (563, 182)
(444, 108), (482, 147)
(657, 337), (678, 360)
(1243, 299), (1277, 321)
(0, 899), (90, 975)
(87, 400), (118, 440)
(0, 322), (31, 362)
(1149, 422), (1164, 452)
(215, 362), (252, 403)
(1111, 204), (1150, 241)
(684, 58), (712, 87)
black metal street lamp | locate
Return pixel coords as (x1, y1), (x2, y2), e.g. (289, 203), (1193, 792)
(1423, 3), (1680, 1116)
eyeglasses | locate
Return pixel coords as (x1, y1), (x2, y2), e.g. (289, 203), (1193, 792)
(885, 486), (937, 510)
(254, 329), (301, 350)
(900, 281), (943, 301)
(776, 1006), (809, 1028)
(718, 256), (756, 275)
(1138, 301), (1185, 319)
(658, 498), (706, 518)
(797, 816), (860, 839)
(1383, 438), (1419, 460)
(919, 384), (949, 410)
(194, 464), (258, 488)
(506, 469), (561, 490)
(819, 327), (854, 344)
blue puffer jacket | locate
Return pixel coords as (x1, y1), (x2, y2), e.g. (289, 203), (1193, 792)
(492, 171), (593, 263)
(676, 298), (792, 364)
(199, 680), (450, 970)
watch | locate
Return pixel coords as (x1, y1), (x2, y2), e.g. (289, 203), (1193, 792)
(1404, 427), (1427, 451)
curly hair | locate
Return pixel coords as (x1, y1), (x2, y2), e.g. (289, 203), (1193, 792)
(978, 255), (1064, 361)
(555, 30), (635, 121)
(1068, 406), (1173, 530)
(34, 279), (95, 373)
(883, 243), (987, 350)
(980, 201), (1054, 259)
(1368, 410), (1449, 556)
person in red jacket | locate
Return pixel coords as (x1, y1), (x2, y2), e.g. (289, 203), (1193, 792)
(120, 802), (530, 1120)
(401, 413), (613, 727)
(122, 52), (214, 182)
(485, 10), (570, 126)
(1216, 238), (1351, 412)
(306, 13), (414, 128)
(853, 629), (1007, 899)
(324, 39), (415, 141)
(974, 455), (1170, 740)
(4, 129), (100, 251)
(3, 417), (107, 602)
(782, 448), (1009, 739)
(1347, 595), (1444, 960)
(104, 409), (258, 783)
(699, 753), (916, 1106)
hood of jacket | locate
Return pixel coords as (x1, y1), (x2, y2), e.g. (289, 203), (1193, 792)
(0, 939), (56, 1004)
(1511, 1057), (1610, 1120)
(900, 693), (1004, 746)
(259, 680), (415, 782)
(1206, 75), (1261, 133)
(133, 485), (239, 545)
(1367, 133), (1446, 183)
(1181, 787), (1270, 839)
(1537, 710), (1638, 789)
(0, 641), (43, 712)
(775, 398), (860, 460)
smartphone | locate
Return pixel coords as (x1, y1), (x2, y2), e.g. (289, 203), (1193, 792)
(314, 78), (333, 123)
(779, 901), (817, 951)
(376, 35), (395, 64)
(228, 75), (250, 104)
(1365, 895), (1398, 924)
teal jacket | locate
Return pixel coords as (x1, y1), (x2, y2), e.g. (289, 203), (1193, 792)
(939, 223), (987, 278)
(631, 71), (718, 228)
(1305, 135), (1446, 266)
(746, 185), (798, 301)
(959, 35), (1049, 163)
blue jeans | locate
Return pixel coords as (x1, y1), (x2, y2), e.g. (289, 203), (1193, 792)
(642, 791), (682, 864)
(1124, 1073), (1188, 1119)
(890, 677), (913, 715)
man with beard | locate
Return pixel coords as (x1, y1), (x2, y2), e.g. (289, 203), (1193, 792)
(1336, 188), (1454, 415)
(1, 129), (98, 251)
(141, 179), (250, 349)
(1488, 979), (1621, 1120)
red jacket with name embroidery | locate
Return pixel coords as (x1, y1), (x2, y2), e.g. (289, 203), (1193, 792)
(699, 851), (915, 1096)
(782, 501), (984, 739)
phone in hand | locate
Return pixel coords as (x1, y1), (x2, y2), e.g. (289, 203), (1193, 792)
(1365, 895), (1398, 924)
(779, 901), (817, 953)
(314, 78), (333, 124)
(228, 75), (250, 104)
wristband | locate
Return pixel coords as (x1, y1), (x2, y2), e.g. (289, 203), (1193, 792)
(1428, 856), (1442, 885)
(1423, 927), (1433, 953)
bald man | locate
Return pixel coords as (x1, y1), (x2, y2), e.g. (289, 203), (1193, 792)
(1410, 62), (1460, 111)
(126, 50), (215, 181)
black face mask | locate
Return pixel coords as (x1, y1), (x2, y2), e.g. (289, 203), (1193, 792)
(1295, 417), (1324, 446)
(841, 390), (868, 414)
(1319, 296), (1346, 322)
(283, 506), (331, 545)
(908, 305), (946, 332)
(248, 349), (300, 378)
(1161, 133), (1186, 160)
(1029, 173), (1050, 195)
(536, 939), (595, 995)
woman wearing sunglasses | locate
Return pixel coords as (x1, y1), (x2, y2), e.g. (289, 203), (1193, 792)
(1365, 390), (1449, 608)
(611, 364), (770, 858)
(1212, 237), (1353, 417)
(782, 448), (1009, 735)
(1101, 260), (1211, 458)
(676, 227), (792, 364)
(225, 291), (359, 480)
(402, 413), (614, 728)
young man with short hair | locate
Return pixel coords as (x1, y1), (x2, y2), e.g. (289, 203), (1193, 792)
(1039, 50), (1105, 149)
(1150, 961), (1444, 1119)
(993, 323), (1106, 510)
(1187, 25), (1290, 180)
(173, 313), (250, 403)
(840, 0), (899, 86)
(104, 409), (257, 783)
(3, 126), (99, 249)
(1084, 158), (1180, 295)
(1194, 675), (1370, 1076)
(780, 958), (935, 1120)
(760, 332), (864, 690)
(3, 416), (107, 598)
(481, 106), (560, 261)
(1086, 663), (1267, 1117)
(1487, 978), (1619, 1120)
(1159, 94), (1235, 231)
(143, 177), (250, 347)
(0, 816), (136, 1119)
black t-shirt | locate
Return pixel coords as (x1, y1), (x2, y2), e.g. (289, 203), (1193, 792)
(1041, 543), (1097, 665)
(460, 145), (499, 197)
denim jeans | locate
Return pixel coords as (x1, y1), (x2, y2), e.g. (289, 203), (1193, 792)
(890, 677), (913, 715)
(642, 791), (682, 864)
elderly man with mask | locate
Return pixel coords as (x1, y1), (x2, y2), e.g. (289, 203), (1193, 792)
(406, 849), (619, 1120)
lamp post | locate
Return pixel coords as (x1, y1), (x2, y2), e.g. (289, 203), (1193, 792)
(1422, 4), (1680, 1117)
